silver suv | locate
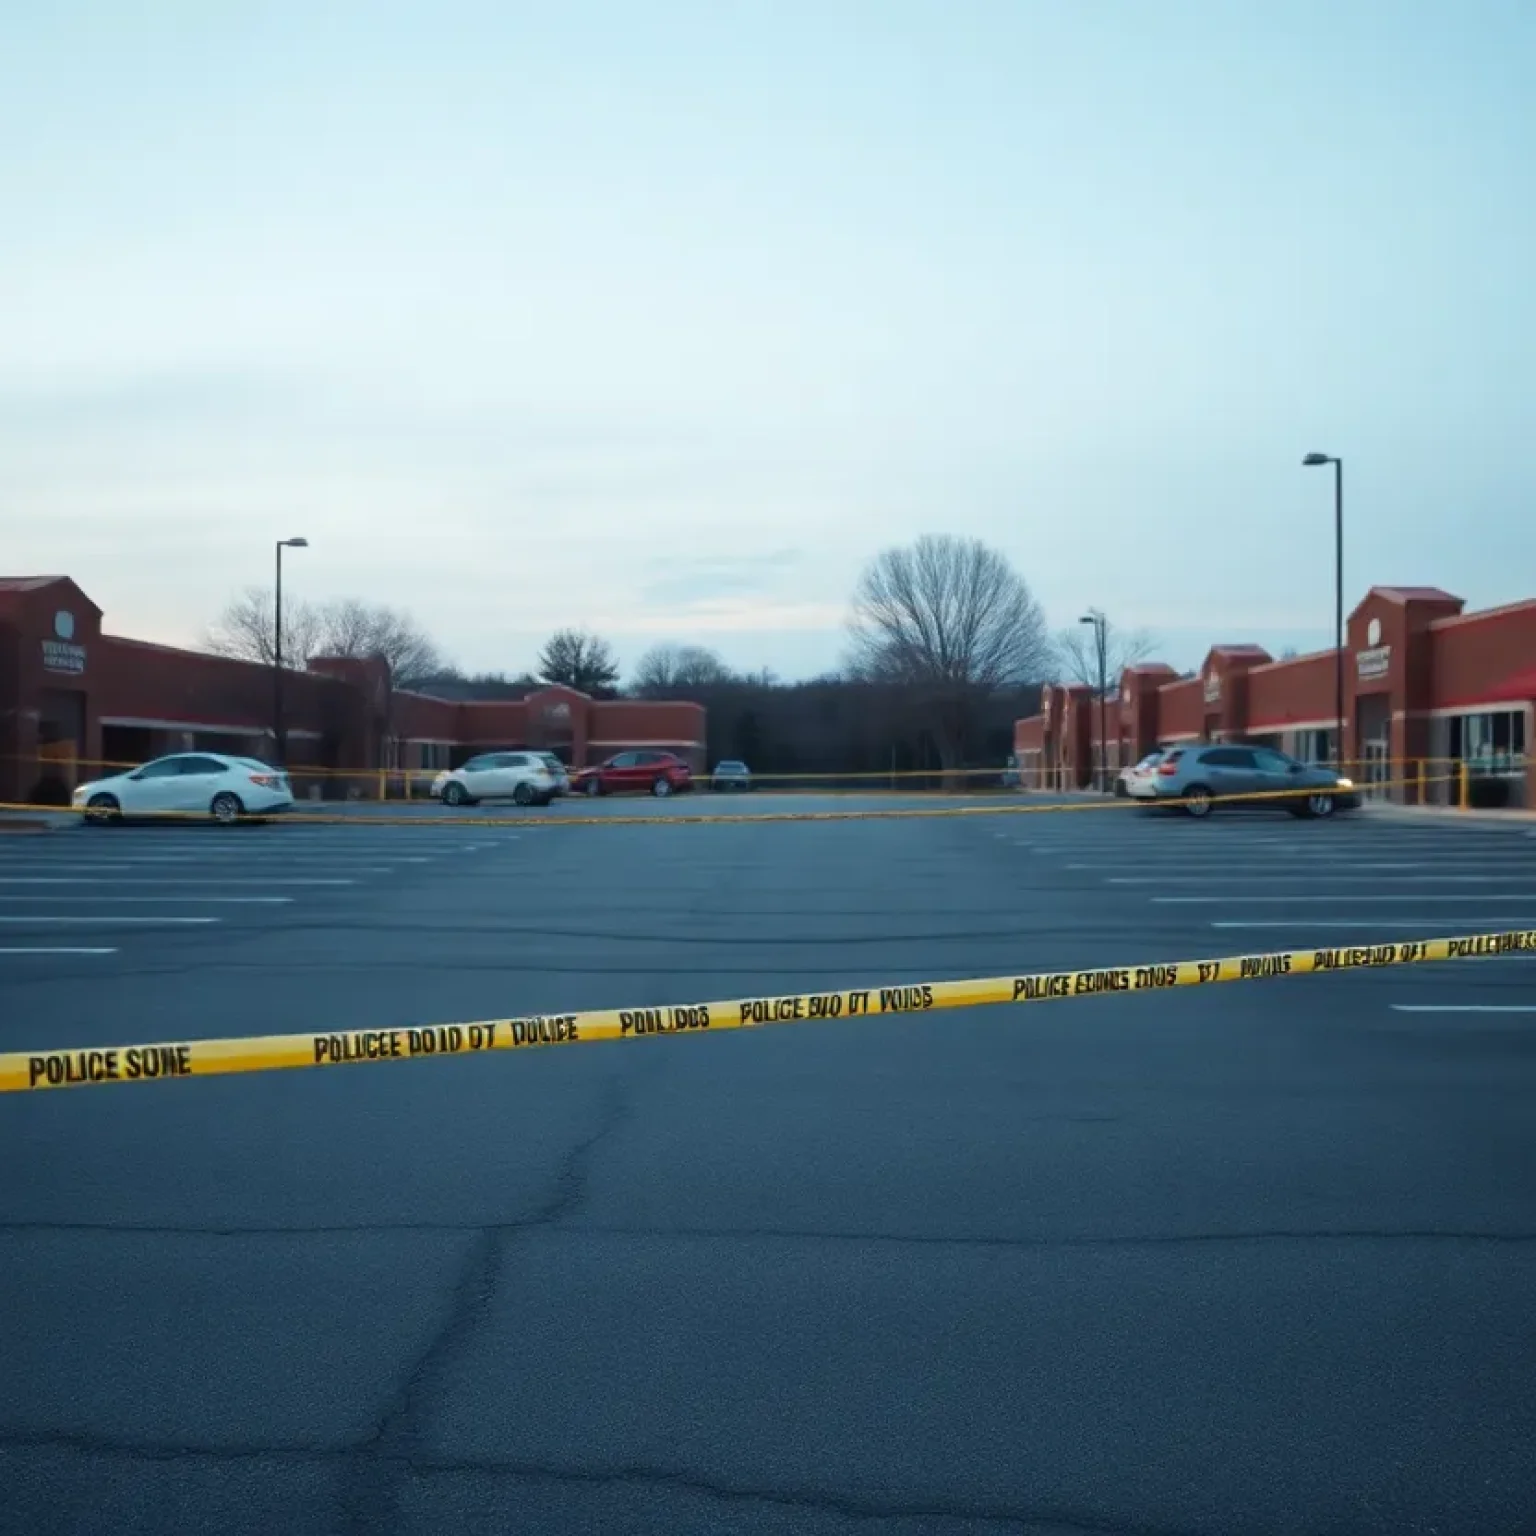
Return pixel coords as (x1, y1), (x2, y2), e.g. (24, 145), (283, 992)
(1133, 744), (1358, 818)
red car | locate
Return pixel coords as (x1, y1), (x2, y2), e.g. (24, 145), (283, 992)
(574, 750), (693, 798)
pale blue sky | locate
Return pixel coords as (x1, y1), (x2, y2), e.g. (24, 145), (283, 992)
(2, 1), (1532, 680)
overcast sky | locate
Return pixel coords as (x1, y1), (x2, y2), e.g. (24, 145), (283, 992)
(2, 1), (1533, 681)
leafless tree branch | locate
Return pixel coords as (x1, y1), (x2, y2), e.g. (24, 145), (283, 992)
(204, 589), (445, 686)
(1054, 620), (1156, 691)
(846, 535), (1054, 769)
(631, 643), (736, 696)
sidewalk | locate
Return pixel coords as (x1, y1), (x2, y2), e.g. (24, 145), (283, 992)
(0, 810), (76, 832)
(1359, 801), (1536, 828)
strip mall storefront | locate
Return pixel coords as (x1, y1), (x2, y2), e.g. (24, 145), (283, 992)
(1016, 585), (1536, 808)
(0, 576), (705, 804)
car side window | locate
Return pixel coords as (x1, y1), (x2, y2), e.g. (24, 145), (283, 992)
(461, 756), (490, 771)
(500, 754), (528, 768)
(134, 758), (184, 780)
(1252, 749), (1294, 774)
(1202, 748), (1255, 769)
(179, 756), (226, 774)
(611, 752), (638, 768)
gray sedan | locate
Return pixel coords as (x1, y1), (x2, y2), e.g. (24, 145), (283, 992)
(1131, 743), (1359, 818)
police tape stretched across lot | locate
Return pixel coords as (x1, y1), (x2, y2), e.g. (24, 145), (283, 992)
(5, 929), (1534, 1094)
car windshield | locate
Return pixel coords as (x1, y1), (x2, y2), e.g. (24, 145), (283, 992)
(717, 761), (746, 772)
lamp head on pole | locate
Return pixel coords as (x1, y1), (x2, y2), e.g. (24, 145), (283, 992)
(278, 536), (309, 549)
(1301, 453), (1336, 468)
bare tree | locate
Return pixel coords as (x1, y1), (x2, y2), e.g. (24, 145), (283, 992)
(205, 590), (445, 686)
(206, 586), (324, 670)
(317, 598), (444, 688)
(631, 643), (736, 697)
(1055, 618), (1155, 692)
(537, 628), (620, 695)
(846, 535), (1054, 771)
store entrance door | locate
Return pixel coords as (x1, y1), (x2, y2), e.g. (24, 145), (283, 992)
(34, 687), (86, 804)
(1355, 694), (1391, 800)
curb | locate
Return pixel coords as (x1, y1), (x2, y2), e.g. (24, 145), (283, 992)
(1359, 802), (1536, 828)
(0, 816), (75, 833)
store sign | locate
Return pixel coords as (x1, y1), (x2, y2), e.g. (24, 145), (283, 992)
(42, 612), (86, 675)
(1356, 645), (1391, 681)
(1202, 672), (1221, 705)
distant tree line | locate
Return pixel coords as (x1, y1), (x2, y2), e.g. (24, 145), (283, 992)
(204, 536), (1155, 778)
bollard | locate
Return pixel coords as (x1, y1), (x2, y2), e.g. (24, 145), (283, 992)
(1458, 760), (1470, 811)
(1416, 759), (1425, 805)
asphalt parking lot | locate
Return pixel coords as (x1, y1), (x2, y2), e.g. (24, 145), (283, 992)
(3, 797), (1535, 1535)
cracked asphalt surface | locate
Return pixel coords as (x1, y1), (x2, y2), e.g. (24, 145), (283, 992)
(3, 794), (1536, 1534)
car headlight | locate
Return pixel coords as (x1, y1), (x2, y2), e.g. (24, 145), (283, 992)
(1336, 776), (1354, 789)
(71, 786), (89, 803)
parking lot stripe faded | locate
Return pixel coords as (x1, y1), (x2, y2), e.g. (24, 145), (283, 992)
(0, 947), (117, 955)
(1113, 874), (1535, 884)
(1160, 893), (1536, 904)
(0, 895), (293, 904)
(0, 916), (220, 925)
(0, 877), (357, 886)
(1212, 919), (1536, 928)
(1390, 1004), (1536, 1013)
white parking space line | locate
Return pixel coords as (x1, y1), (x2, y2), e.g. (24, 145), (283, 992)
(0, 877), (357, 886)
(0, 947), (118, 955)
(1212, 919), (1536, 929)
(0, 916), (220, 925)
(0, 895), (293, 904)
(1114, 874), (1535, 884)
(1073, 859), (1536, 871)
(1158, 894), (1536, 904)
(1390, 1005), (1536, 1013)
(0, 865), (397, 875)
(0, 860), (396, 871)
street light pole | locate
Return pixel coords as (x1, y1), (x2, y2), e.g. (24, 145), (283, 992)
(1079, 609), (1108, 791)
(273, 537), (309, 765)
(1302, 455), (1344, 765)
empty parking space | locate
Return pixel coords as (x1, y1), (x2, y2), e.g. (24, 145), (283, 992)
(4, 799), (1535, 1535)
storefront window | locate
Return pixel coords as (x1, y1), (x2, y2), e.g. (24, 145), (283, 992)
(1293, 728), (1336, 765)
(1450, 710), (1528, 776)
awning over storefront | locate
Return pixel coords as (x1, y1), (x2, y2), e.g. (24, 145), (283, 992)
(1475, 667), (1536, 706)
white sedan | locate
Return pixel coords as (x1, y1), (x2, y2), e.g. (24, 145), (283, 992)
(73, 753), (295, 825)
(431, 751), (558, 807)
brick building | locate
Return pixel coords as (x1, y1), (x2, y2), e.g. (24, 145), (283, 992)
(0, 576), (705, 803)
(1016, 584), (1536, 808)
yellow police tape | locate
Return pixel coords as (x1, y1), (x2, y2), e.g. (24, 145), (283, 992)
(5, 927), (1532, 1093)
(0, 772), (1454, 830)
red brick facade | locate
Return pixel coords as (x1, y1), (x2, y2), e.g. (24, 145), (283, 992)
(0, 577), (705, 803)
(1015, 584), (1536, 808)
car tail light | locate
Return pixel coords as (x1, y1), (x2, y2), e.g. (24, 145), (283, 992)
(249, 773), (279, 788)
(1157, 761), (1178, 776)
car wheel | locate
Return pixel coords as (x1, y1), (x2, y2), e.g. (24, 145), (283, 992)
(1183, 784), (1214, 818)
(443, 782), (469, 807)
(210, 792), (244, 825)
(652, 777), (672, 798)
(513, 782), (534, 806)
(585, 778), (602, 797)
(84, 793), (120, 826)
(1306, 792), (1336, 818)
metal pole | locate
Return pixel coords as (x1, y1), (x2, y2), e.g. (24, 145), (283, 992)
(1097, 617), (1108, 791)
(273, 541), (284, 766)
(1334, 458), (1344, 768)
